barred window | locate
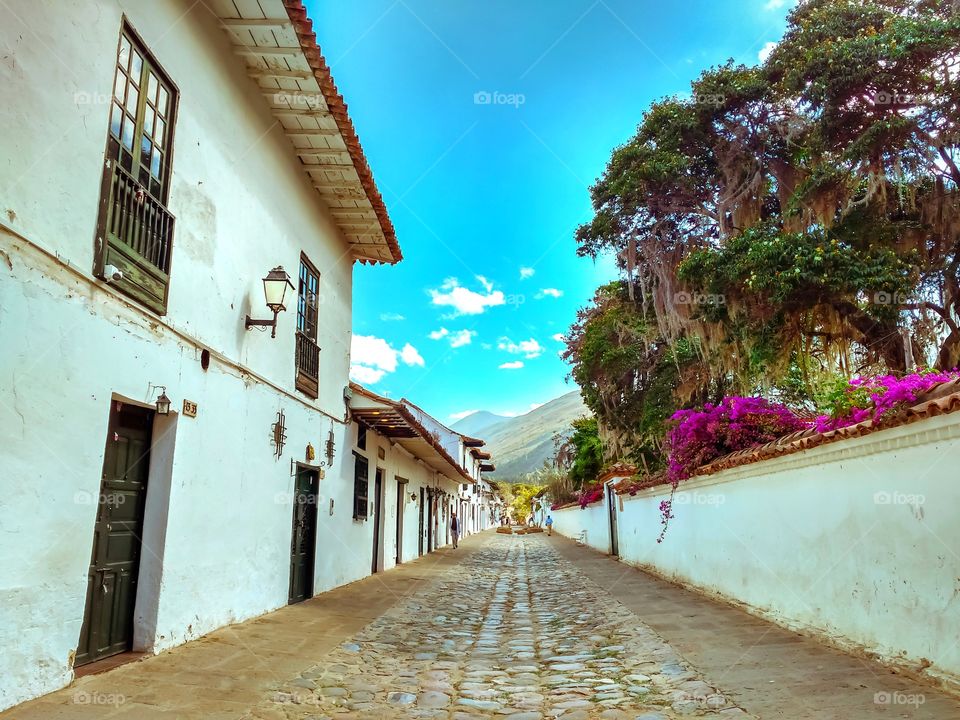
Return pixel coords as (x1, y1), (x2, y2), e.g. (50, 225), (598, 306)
(94, 23), (178, 315)
(353, 452), (369, 520)
(295, 254), (321, 398)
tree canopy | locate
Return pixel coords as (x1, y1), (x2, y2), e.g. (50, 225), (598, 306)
(576, 0), (960, 381)
(562, 0), (960, 474)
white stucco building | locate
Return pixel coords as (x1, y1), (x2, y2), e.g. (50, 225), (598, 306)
(0, 0), (492, 711)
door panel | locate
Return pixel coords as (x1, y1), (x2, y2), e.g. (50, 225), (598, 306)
(289, 468), (318, 604)
(371, 469), (383, 574)
(395, 481), (404, 565)
(418, 488), (425, 556)
(608, 486), (619, 557)
(76, 402), (153, 667)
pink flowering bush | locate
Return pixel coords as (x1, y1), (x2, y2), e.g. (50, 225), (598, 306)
(815, 369), (960, 432)
(577, 483), (605, 508)
(655, 396), (806, 542)
(665, 396), (807, 484)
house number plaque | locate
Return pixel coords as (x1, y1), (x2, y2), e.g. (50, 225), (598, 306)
(182, 400), (198, 417)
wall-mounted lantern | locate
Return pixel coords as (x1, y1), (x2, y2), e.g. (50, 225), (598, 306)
(325, 427), (336, 467)
(245, 266), (295, 338)
(154, 386), (171, 415)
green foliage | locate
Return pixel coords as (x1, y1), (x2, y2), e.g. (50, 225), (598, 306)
(564, 282), (698, 465)
(504, 483), (546, 521)
(573, 0), (960, 381)
(679, 223), (917, 318)
(815, 374), (874, 420)
(563, 0), (960, 476)
(566, 417), (604, 488)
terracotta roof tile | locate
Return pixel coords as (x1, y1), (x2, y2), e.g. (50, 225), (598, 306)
(696, 387), (960, 477)
(282, 0), (401, 264)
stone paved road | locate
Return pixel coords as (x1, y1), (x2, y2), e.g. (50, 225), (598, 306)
(6, 531), (958, 719)
(254, 533), (750, 719)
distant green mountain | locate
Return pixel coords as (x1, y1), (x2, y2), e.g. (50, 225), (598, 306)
(451, 410), (511, 438)
(454, 391), (590, 481)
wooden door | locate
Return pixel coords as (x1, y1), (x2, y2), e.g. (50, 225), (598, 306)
(395, 481), (405, 565)
(288, 467), (318, 604)
(426, 491), (433, 552)
(76, 401), (153, 666)
(607, 484), (619, 557)
(418, 488), (425, 556)
(371, 469), (383, 573)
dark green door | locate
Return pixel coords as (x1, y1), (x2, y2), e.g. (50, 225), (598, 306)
(371, 469), (383, 574)
(418, 487), (425, 556)
(76, 401), (153, 667)
(289, 467), (318, 604)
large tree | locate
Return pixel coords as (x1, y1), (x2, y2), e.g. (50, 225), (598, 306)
(576, 0), (960, 386)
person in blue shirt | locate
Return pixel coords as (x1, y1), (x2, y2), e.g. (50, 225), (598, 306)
(545, 515), (553, 536)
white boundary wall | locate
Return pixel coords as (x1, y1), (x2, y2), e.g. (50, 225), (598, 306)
(551, 411), (960, 689)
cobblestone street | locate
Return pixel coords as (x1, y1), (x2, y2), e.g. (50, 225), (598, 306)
(256, 533), (746, 720)
(6, 532), (959, 720)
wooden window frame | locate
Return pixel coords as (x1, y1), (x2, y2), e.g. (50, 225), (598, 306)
(353, 452), (369, 520)
(295, 253), (321, 398)
(92, 19), (179, 315)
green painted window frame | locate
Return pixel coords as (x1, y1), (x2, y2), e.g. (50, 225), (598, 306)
(93, 20), (179, 315)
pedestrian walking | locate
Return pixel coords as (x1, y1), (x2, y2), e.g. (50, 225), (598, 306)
(545, 514), (553, 536)
(451, 512), (459, 549)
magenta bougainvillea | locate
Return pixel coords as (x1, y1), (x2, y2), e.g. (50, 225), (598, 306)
(665, 396), (807, 484)
(560, 371), (959, 531)
(578, 483), (605, 508)
(814, 369), (960, 432)
(656, 395), (806, 542)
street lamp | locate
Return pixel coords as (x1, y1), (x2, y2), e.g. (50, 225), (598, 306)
(245, 266), (295, 338)
(155, 387), (171, 415)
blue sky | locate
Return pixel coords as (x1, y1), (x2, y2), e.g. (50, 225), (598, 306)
(309, 0), (793, 423)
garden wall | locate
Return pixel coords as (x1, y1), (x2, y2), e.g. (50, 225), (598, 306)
(550, 410), (960, 689)
(551, 497), (611, 553)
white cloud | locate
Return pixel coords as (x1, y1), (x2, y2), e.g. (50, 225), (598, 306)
(551, 333), (565, 342)
(350, 334), (424, 385)
(380, 312), (405, 321)
(758, 41), (777, 63)
(499, 361), (524, 370)
(430, 277), (505, 316)
(449, 329), (476, 348)
(536, 288), (563, 299)
(529, 402), (545, 411)
(400, 343), (424, 367)
(450, 409), (478, 420)
(353, 335), (400, 373)
(519, 266), (535, 279)
(349, 365), (386, 384)
(429, 326), (475, 348)
(498, 337), (543, 359)
(764, 0), (786, 9)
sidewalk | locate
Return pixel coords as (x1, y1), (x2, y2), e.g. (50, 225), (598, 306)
(548, 533), (960, 719)
(3, 535), (487, 720)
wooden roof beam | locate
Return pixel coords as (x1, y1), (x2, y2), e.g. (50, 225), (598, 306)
(249, 68), (315, 81)
(282, 128), (342, 137)
(219, 18), (291, 29)
(268, 107), (334, 117)
(235, 46), (306, 57)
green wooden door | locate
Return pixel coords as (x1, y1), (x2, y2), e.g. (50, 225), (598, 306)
(288, 468), (318, 604)
(76, 402), (153, 666)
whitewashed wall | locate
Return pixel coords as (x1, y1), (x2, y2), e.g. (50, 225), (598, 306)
(0, 0), (391, 711)
(551, 498), (611, 554)
(551, 411), (960, 689)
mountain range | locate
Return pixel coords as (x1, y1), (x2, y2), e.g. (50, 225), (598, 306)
(453, 390), (590, 481)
